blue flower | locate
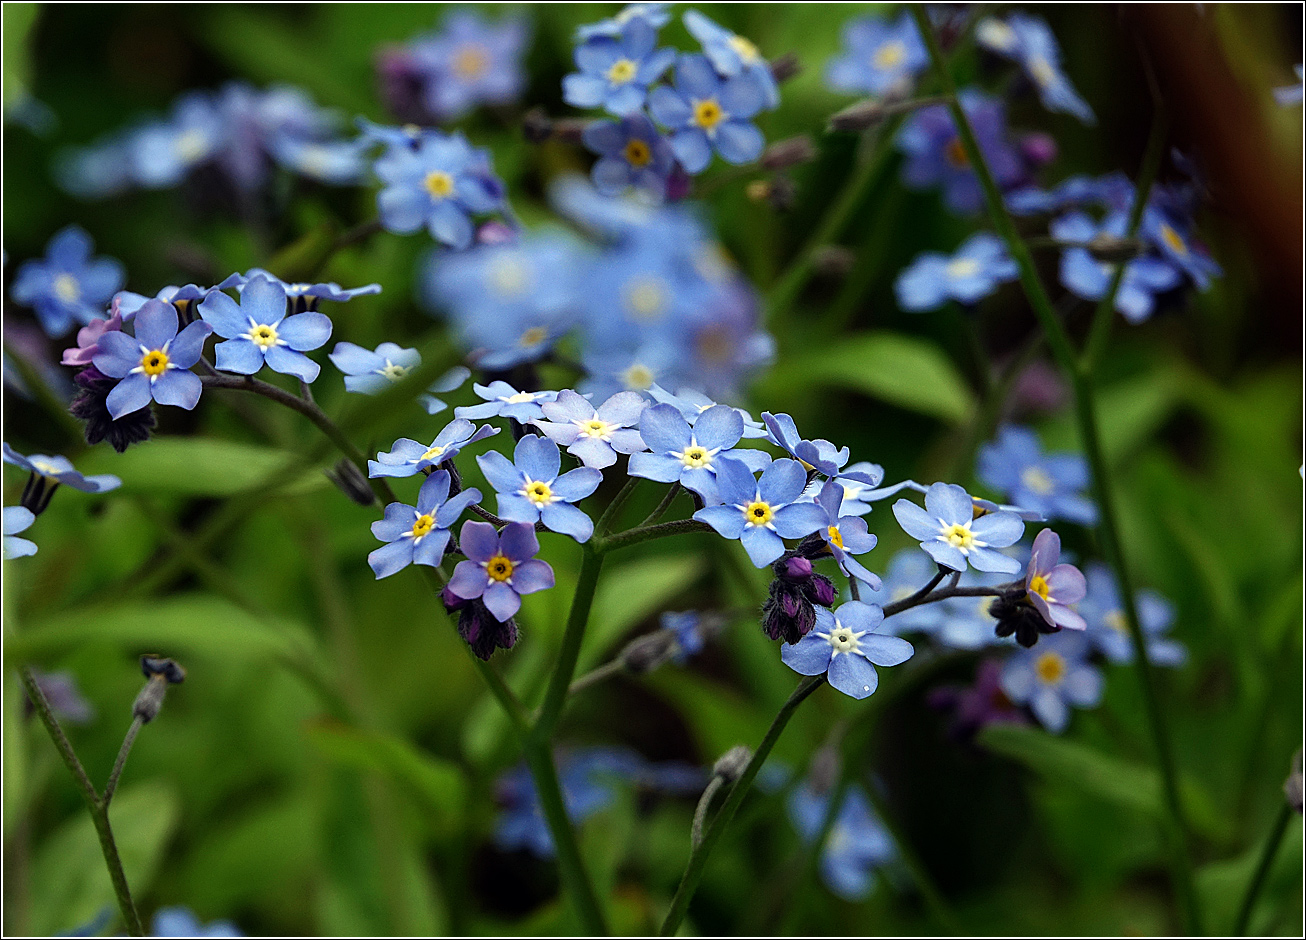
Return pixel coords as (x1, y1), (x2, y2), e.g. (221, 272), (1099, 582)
(328, 341), (421, 394)
(3, 442), (122, 495)
(661, 610), (706, 661)
(825, 12), (928, 97)
(1050, 212), (1183, 324)
(91, 299), (213, 419)
(368, 470), (481, 579)
(1139, 205), (1222, 291)
(977, 14), (1095, 124)
(128, 91), (227, 187)
(1275, 64), (1304, 106)
(648, 54), (768, 174)
(576, 4), (672, 42)
(197, 275), (333, 383)
(534, 390), (648, 469)
(897, 88), (1025, 215)
(1000, 631), (1102, 733)
(369, 418), (499, 479)
(564, 16), (676, 116)
(447, 520), (556, 621)
(268, 135), (368, 185)
(375, 130), (506, 249)
(10, 226), (125, 336)
(977, 425), (1097, 525)
(412, 11), (528, 121)
(477, 435), (603, 542)
(647, 385), (768, 438)
(419, 365), (472, 415)
(3, 506), (37, 559)
(892, 482), (1025, 574)
(693, 456), (828, 567)
(582, 113), (676, 200)
(682, 10), (780, 109)
(824, 461), (888, 516)
(761, 412), (849, 477)
(150, 906), (242, 938)
(1006, 172), (1135, 216)
(786, 783), (895, 900)
(812, 480), (881, 588)
(895, 232), (1019, 311)
(115, 277), (240, 321)
(455, 382), (560, 422)
(781, 601), (914, 699)
(228, 268), (381, 313)
(629, 402), (771, 502)
(1078, 562), (1186, 667)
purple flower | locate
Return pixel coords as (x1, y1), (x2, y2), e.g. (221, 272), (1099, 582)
(1078, 562), (1186, 666)
(198, 275), (333, 383)
(563, 16), (675, 116)
(1000, 631), (1102, 732)
(693, 456), (829, 567)
(61, 310), (124, 367)
(368, 419), (499, 479)
(10, 225), (125, 336)
(3, 506), (37, 559)
(455, 382), (560, 423)
(977, 425), (1097, 525)
(761, 412), (849, 477)
(582, 113), (676, 200)
(534, 390), (647, 469)
(1024, 528), (1087, 630)
(629, 402), (770, 502)
(892, 482), (1024, 574)
(648, 54), (768, 174)
(328, 341), (421, 394)
(825, 12), (928, 97)
(761, 554), (838, 644)
(780, 601), (914, 699)
(447, 521), (556, 622)
(368, 470), (481, 579)
(375, 130), (505, 249)
(928, 658), (1029, 740)
(895, 232), (1019, 311)
(91, 299), (213, 419)
(812, 479), (881, 588)
(477, 435), (603, 542)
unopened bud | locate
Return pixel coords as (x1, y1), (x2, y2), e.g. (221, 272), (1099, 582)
(620, 630), (679, 673)
(713, 745), (752, 782)
(551, 118), (590, 145)
(829, 98), (889, 133)
(760, 135), (817, 171)
(522, 108), (553, 143)
(134, 656), (183, 723)
(140, 656), (186, 684)
(744, 176), (797, 211)
(1085, 233), (1146, 264)
(326, 459), (376, 507)
(769, 53), (801, 84)
(811, 246), (856, 278)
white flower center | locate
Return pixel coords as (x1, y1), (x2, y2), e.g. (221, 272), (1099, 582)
(622, 276), (668, 321)
(936, 519), (985, 553)
(523, 479), (555, 506)
(822, 620), (867, 656)
(244, 319), (283, 350)
(674, 439), (717, 469)
(946, 258), (980, 279)
(377, 360), (409, 382)
(53, 274), (80, 303)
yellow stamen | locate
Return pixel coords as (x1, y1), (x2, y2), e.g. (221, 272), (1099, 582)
(421, 445), (445, 462)
(524, 480), (553, 506)
(1021, 466), (1055, 495)
(454, 44), (489, 78)
(946, 258), (980, 279)
(623, 138), (653, 168)
(942, 522), (976, 550)
(744, 500), (774, 527)
(1036, 652), (1066, 684)
(692, 98), (725, 130)
(411, 514), (436, 539)
(140, 349), (170, 377)
(679, 446), (710, 468)
(945, 138), (969, 168)
(623, 277), (666, 319)
(486, 554), (515, 581)
(622, 364), (655, 390)
(424, 171), (455, 199)
(519, 326), (547, 348)
(248, 324), (279, 349)
(728, 34), (761, 64)
(827, 525), (844, 549)
(53, 274), (80, 303)
(1104, 610), (1128, 634)
(1029, 575), (1050, 601)
(505, 391), (536, 404)
(607, 58), (638, 85)
(873, 40), (906, 70)
(1159, 222), (1188, 256)
(378, 361), (409, 382)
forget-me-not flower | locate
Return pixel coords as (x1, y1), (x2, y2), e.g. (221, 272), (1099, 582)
(1139, 205), (1222, 291)
(895, 232), (1019, 311)
(977, 14), (1095, 124)
(977, 425), (1097, 525)
(629, 402), (770, 501)
(1051, 212), (1183, 324)
(3, 443), (122, 496)
(150, 906), (243, 937)
(582, 113), (676, 200)
(368, 418), (498, 479)
(1000, 630), (1102, 733)
(825, 461), (889, 516)
(3, 507), (38, 559)
(1023, 528), (1087, 630)
(577, 4), (672, 42)
(682, 9), (780, 109)
(648, 54), (768, 174)
(375, 130), (505, 249)
(564, 16), (675, 116)
(825, 12), (927, 97)
(761, 412), (850, 477)
(1078, 562), (1186, 666)
(413, 10), (528, 121)
(535, 390), (647, 469)
(478, 435), (603, 542)
(781, 601), (914, 699)
(91, 299), (213, 418)
(197, 275), (333, 382)
(892, 482), (1024, 574)
(368, 470), (481, 579)
(647, 385), (769, 438)
(811, 479), (881, 588)
(229, 268), (381, 314)
(115, 278), (241, 321)
(10, 225), (125, 336)
(787, 782), (896, 900)
(456, 382), (560, 423)
(447, 520), (556, 621)
(419, 365), (472, 416)
(328, 342), (421, 394)
(693, 456), (828, 567)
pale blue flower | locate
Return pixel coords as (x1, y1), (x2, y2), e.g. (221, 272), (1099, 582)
(477, 434), (603, 542)
(892, 482), (1024, 574)
(781, 601), (914, 699)
(198, 275), (332, 383)
(369, 419), (498, 478)
(1000, 631), (1102, 733)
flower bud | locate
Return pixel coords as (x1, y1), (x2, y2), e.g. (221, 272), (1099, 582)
(769, 53), (801, 84)
(620, 630), (679, 673)
(712, 745), (752, 782)
(325, 459), (377, 507)
(829, 99), (889, 133)
(990, 590), (1058, 648)
(522, 107), (554, 143)
(1085, 233), (1146, 264)
(444, 587), (519, 660)
(760, 135), (817, 171)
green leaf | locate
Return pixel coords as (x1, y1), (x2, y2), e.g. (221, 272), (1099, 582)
(76, 438), (327, 498)
(30, 781), (180, 937)
(757, 331), (974, 423)
(1, 3), (39, 109)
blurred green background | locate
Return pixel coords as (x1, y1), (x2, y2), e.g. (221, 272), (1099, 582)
(2, 3), (1302, 936)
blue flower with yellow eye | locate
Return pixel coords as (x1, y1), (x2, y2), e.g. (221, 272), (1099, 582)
(629, 402), (771, 502)
(1140, 205), (1222, 290)
(761, 412), (850, 478)
(228, 268), (381, 313)
(564, 15), (675, 116)
(812, 480), (881, 588)
(825, 11), (927, 97)
(582, 113), (676, 200)
(447, 521), (556, 621)
(374, 130), (505, 249)
(977, 13), (1095, 124)
(977, 425), (1097, 525)
(648, 54), (768, 174)
(1078, 562), (1186, 667)
(369, 418), (498, 479)
(893, 482), (1024, 574)
(10, 226), (125, 336)
(781, 601), (914, 699)
(1050, 212), (1183, 324)
(328, 341), (421, 395)
(91, 300), (213, 418)
(368, 470), (481, 580)
(535, 390), (648, 469)
(455, 382), (560, 423)
(412, 10), (528, 121)
(478, 434), (603, 542)
(198, 275), (333, 383)
(648, 385), (769, 439)
(787, 782), (896, 901)
(693, 456), (829, 567)
(1000, 631), (1102, 733)
(895, 232), (1019, 311)
(682, 9), (779, 109)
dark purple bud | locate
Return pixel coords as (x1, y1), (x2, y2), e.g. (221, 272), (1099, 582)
(444, 588), (519, 660)
(760, 135), (817, 171)
(141, 656), (186, 684)
(769, 52), (801, 84)
(990, 591), (1058, 648)
(780, 556), (813, 580)
(1020, 131), (1058, 167)
(829, 98), (889, 132)
(804, 574), (838, 608)
(665, 164), (693, 202)
(1007, 359), (1070, 417)
(70, 364), (155, 453)
(375, 45), (433, 125)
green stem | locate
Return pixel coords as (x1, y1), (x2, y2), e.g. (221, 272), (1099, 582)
(103, 717), (143, 807)
(911, 9), (1201, 933)
(1233, 801), (1294, 935)
(596, 477), (641, 537)
(659, 675), (826, 936)
(640, 482), (682, 526)
(596, 518), (711, 554)
(533, 544), (604, 738)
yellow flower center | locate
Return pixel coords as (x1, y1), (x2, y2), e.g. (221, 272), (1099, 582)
(29, 458), (60, 477)
(945, 138), (969, 168)
(424, 171), (455, 199)
(421, 444), (445, 462)
(1159, 222), (1188, 256)
(677, 445), (712, 469)
(874, 40), (906, 70)
(942, 522), (976, 550)
(486, 554), (515, 582)
(578, 418), (616, 440)
(1021, 466), (1055, 495)
(140, 349), (170, 377)
(692, 98), (725, 131)
(248, 323), (279, 349)
(744, 500), (774, 527)
(524, 480), (554, 506)
(623, 138), (653, 168)
(505, 391), (536, 404)
(622, 363), (655, 390)
(1104, 610), (1128, 634)
(1029, 574), (1051, 601)
(946, 258), (980, 279)
(410, 513), (436, 539)
(623, 276), (667, 320)
(454, 44), (488, 79)
(728, 34), (761, 64)
(607, 58), (638, 85)
(53, 274), (80, 303)
(827, 525), (845, 549)
(1036, 652), (1066, 684)
(378, 361), (409, 382)
(519, 326), (548, 348)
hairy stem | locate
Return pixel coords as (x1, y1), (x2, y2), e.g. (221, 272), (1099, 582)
(103, 717), (143, 807)
(595, 518), (712, 554)
(640, 482), (682, 527)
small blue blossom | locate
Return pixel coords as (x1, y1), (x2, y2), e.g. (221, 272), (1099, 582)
(91, 300), (213, 418)
(825, 12), (928, 97)
(582, 113), (676, 200)
(977, 425), (1097, 525)
(477, 435), (603, 542)
(812, 480), (881, 589)
(647, 385), (768, 439)
(787, 783), (896, 901)
(648, 54), (768, 174)
(328, 341), (421, 395)
(1050, 212), (1183, 324)
(1006, 172), (1136, 216)
(229, 268), (381, 313)
(455, 382), (560, 422)
(198, 275), (333, 383)
(368, 470), (481, 579)
(129, 92), (227, 187)
(781, 601), (914, 699)
(1275, 64), (1304, 106)
(577, 4), (672, 42)
(895, 232), (1019, 311)
(151, 906), (242, 937)
(419, 365), (472, 415)
(267, 135), (368, 185)
(375, 130), (506, 249)
(447, 520), (556, 621)
(629, 402), (771, 502)
(412, 10), (528, 121)
(3, 506), (37, 559)
(892, 482), (1025, 574)
(1078, 562), (1186, 666)
(564, 16), (676, 116)
(825, 462), (888, 516)
(693, 456), (829, 567)
(10, 226), (125, 336)
(115, 278), (240, 320)
(977, 14), (1095, 124)
(682, 9), (780, 109)
(534, 390), (648, 470)
(368, 418), (499, 479)
(761, 412), (850, 477)
(1139, 205), (1222, 291)
(1000, 630), (1103, 733)
(3, 443), (122, 494)
(661, 610), (706, 662)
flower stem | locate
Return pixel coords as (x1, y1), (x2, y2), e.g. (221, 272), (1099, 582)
(533, 544), (604, 738)
(640, 481), (682, 526)
(103, 717), (143, 807)
(911, 9), (1201, 933)
(659, 675), (827, 936)
(595, 518), (711, 554)
(1233, 801), (1295, 935)
(595, 477), (642, 537)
